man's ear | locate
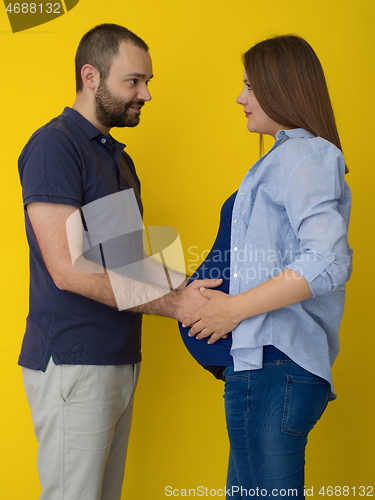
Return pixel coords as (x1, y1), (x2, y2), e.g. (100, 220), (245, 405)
(80, 64), (100, 91)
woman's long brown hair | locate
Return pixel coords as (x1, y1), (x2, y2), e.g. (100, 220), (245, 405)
(244, 35), (348, 172)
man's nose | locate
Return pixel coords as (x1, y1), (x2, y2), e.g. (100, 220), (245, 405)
(138, 85), (151, 102)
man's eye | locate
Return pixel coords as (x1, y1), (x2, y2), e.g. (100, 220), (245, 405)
(129, 79), (137, 85)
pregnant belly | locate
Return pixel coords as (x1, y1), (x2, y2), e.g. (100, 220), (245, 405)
(178, 252), (233, 367)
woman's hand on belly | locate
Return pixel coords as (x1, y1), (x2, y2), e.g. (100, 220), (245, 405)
(183, 288), (240, 344)
(183, 268), (313, 344)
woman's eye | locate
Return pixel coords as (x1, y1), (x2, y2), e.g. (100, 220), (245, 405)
(246, 84), (252, 91)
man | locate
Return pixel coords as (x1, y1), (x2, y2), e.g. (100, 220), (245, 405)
(19, 24), (220, 500)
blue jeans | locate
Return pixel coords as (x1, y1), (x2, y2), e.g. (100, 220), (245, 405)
(223, 361), (330, 499)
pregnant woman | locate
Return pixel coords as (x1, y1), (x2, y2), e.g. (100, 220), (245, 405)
(179, 35), (352, 499)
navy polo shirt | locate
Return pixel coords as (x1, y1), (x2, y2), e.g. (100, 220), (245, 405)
(18, 107), (143, 371)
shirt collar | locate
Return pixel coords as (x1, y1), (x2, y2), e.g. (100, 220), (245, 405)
(61, 106), (126, 149)
(275, 128), (316, 141)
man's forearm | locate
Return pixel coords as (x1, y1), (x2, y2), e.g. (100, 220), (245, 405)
(128, 287), (182, 319)
(26, 202), (220, 322)
(58, 254), (183, 318)
(61, 255), (221, 322)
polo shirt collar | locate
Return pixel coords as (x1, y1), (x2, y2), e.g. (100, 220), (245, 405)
(61, 106), (126, 149)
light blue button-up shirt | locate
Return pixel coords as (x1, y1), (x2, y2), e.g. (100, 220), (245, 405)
(230, 128), (352, 394)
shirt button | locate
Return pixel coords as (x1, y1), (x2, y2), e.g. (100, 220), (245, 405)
(233, 273), (238, 278)
(101, 138), (107, 144)
(234, 219), (238, 223)
(240, 192), (244, 196)
(234, 247), (238, 251)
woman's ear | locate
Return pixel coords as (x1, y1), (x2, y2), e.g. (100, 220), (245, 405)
(80, 64), (100, 91)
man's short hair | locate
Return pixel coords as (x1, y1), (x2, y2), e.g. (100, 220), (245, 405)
(75, 23), (149, 92)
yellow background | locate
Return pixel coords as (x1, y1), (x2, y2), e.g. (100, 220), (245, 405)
(1, 0), (374, 498)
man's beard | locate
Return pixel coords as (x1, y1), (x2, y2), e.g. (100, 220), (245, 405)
(94, 80), (144, 129)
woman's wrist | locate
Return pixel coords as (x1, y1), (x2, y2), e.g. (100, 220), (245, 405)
(230, 293), (252, 324)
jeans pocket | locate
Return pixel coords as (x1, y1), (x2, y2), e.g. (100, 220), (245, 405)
(282, 374), (330, 436)
(59, 365), (89, 404)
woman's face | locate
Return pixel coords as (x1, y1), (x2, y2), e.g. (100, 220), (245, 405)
(236, 71), (285, 138)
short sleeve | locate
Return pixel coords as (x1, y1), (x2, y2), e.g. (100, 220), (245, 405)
(19, 128), (83, 209)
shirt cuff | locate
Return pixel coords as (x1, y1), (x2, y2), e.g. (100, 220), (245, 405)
(23, 194), (82, 209)
(287, 251), (335, 297)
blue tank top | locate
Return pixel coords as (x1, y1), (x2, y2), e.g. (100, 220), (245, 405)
(179, 192), (289, 375)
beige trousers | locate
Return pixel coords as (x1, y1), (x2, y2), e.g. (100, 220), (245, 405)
(22, 361), (140, 500)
